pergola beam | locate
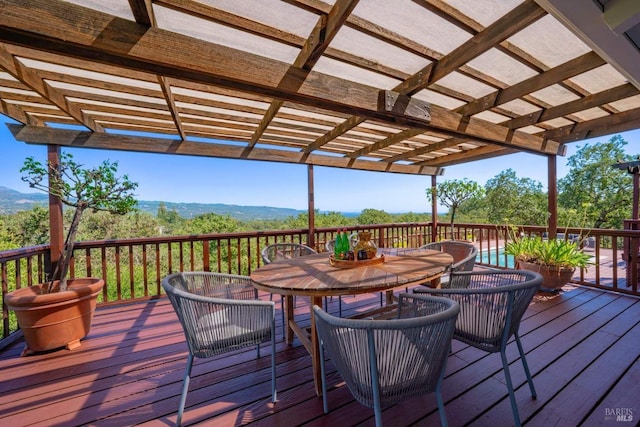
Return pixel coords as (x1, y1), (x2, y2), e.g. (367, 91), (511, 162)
(0, 43), (104, 131)
(457, 51), (607, 117)
(246, 0), (359, 154)
(0, 0), (563, 158)
(420, 145), (520, 167)
(398, 0), (546, 95)
(7, 124), (444, 176)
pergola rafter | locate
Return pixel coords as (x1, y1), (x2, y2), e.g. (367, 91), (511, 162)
(0, 0), (638, 176)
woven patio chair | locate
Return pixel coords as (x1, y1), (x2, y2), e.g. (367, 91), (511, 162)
(314, 293), (460, 427)
(162, 272), (276, 426)
(261, 243), (317, 334)
(420, 241), (478, 288)
(415, 270), (542, 426)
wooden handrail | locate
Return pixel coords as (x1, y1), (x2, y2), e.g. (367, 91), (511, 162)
(2, 222), (639, 342)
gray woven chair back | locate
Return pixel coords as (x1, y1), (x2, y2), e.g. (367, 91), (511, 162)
(162, 272), (277, 425)
(421, 240), (478, 274)
(427, 270), (541, 353)
(162, 272), (274, 358)
(314, 293), (459, 426)
(261, 243), (317, 264)
(417, 269), (542, 426)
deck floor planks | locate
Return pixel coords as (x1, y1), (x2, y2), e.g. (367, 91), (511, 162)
(526, 297), (640, 426)
(409, 289), (635, 426)
(0, 285), (638, 426)
(582, 354), (640, 425)
(478, 292), (640, 426)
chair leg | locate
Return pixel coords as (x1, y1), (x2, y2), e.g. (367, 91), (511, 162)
(279, 295), (286, 337)
(319, 341), (329, 414)
(435, 364), (449, 427)
(338, 296), (342, 317)
(177, 353), (194, 427)
(271, 321), (277, 403)
(373, 402), (383, 427)
(435, 387), (448, 427)
(515, 332), (537, 398)
(500, 349), (522, 427)
(368, 336), (383, 427)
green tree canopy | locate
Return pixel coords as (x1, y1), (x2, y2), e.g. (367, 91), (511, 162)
(3, 205), (49, 246)
(357, 209), (392, 225)
(426, 178), (484, 236)
(282, 210), (353, 229)
(77, 210), (160, 240)
(183, 212), (241, 234)
(484, 169), (547, 226)
(558, 135), (633, 228)
(394, 212), (431, 223)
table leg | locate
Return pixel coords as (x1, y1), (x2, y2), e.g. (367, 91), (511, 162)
(430, 277), (442, 288)
(285, 295), (294, 345)
(385, 289), (394, 305)
(309, 295), (323, 396)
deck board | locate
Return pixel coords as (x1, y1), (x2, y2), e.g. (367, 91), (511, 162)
(0, 285), (638, 426)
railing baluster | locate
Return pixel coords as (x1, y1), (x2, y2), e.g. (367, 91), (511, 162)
(142, 244), (149, 297)
(1, 262), (8, 338)
(101, 247), (107, 301)
(2, 223), (640, 341)
(129, 245), (135, 298)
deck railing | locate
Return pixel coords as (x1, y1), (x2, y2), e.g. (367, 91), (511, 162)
(2, 222), (639, 342)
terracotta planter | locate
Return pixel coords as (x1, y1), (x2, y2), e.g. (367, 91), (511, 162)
(4, 278), (104, 355)
(517, 261), (575, 291)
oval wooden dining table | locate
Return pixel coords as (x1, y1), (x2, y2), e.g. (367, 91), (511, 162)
(250, 247), (454, 395)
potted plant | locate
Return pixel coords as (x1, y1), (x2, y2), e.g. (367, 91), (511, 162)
(4, 153), (137, 355)
(505, 233), (591, 291)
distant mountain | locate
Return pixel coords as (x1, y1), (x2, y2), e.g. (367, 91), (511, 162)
(0, 186), (49, 213)
(136, 200), (304, 221)
(0, 186), (305, 221)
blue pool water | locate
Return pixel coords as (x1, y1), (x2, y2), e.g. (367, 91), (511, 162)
(476, 247), (516, 268)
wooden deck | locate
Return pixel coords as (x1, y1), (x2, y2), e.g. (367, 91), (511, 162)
(1, 284), (639, 427)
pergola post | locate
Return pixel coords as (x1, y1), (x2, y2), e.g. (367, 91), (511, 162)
(47, 145), (64, 280)
(431, 175), (438, 242)
(615, 160), (640, 292)
(548, 155), (558, 239)
(307, 164), (315, 249)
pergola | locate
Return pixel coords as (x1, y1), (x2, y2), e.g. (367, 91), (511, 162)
(1, 0), (640, 246)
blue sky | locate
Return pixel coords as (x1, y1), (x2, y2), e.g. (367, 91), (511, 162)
(1, 115), (639, 213)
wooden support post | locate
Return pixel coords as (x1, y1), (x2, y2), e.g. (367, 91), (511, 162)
(431, 175), (438, 242)
(47, 145), (64, 280)
(548, 155), (558, 239)
(307, 164), (315, 249)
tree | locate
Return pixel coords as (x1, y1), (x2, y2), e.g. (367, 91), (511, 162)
(0, 215), (18, 250)
(426, 178), (483, 238)
(77, 210), (160, 240)
(394, 212), (431, 223)
(21, 153), (138, 292)
(484, 169), (547, 226)
(558, 135), (633, 228)
(357, 209), (392, 225)
(282, 211), (353, 229)
(3, 205), (50, 247)
(157, 202), (184, 234)
(184, 212), (240, 234)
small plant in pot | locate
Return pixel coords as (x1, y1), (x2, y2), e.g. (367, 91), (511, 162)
(505, 232), (591, 292)
(4, 153), (137, 355)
